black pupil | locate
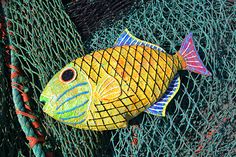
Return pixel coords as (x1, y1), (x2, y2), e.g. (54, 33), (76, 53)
(62, 69), (74, 82)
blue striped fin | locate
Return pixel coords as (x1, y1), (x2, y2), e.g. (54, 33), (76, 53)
(145, 75), (181, 116)
(114, 29), (165, 52)
(147, 107), (162, 115)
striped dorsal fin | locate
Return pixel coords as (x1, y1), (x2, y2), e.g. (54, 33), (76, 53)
(114, 28), (166, 53)
(145, 74), (181, 116)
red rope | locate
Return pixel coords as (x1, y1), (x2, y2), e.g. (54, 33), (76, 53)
(21, 92), (30, 102)
(4, 22), (51, 155)
(7, 64), (21, 79)
(32, 121), (40, 129)
(16, 110), (37, 120)
(27, 136), (45, 148)
(11, 82), (30, 102)
(24, 104), (32, 111)
(8, 63), (45, 148)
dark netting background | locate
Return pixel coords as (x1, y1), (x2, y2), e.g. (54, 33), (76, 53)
(0, 0), (235, 156)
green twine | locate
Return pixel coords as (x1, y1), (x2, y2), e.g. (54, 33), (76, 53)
(1, 1), (46, 156)
(10, 42), (45, 157)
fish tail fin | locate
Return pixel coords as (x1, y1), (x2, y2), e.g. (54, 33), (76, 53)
(177, 33), (212, 76)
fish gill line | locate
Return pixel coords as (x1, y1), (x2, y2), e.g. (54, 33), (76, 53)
(56, 99), (89, 114)
(56, 82), (88, 102)
(56, 91), (89, 110)
(60, 111), (86, 121)
(61, 118), (86, 126)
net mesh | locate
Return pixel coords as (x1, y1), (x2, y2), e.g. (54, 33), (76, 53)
(1, 0), (235, 156)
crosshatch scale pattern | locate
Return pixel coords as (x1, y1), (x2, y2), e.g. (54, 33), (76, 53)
(73, 45), (182, 131)
(1, 0), (234, 156)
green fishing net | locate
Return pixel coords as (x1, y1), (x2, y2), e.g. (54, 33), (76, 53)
(0, 0), (235, 156)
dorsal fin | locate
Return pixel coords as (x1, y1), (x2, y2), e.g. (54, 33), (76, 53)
(145, 74), (181, 116)
(114, 29), (166, 53)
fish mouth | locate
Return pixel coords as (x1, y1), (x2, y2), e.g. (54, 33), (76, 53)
(40, 95), (50, 104)
(40, 94), (52, 113)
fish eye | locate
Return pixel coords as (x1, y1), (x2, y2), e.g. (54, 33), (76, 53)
(59, 67), (77, 83)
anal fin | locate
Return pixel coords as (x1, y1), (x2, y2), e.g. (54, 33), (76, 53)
(145, 75), (181, 116)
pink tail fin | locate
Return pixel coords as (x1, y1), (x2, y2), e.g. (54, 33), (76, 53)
(178, 33), (212, 76)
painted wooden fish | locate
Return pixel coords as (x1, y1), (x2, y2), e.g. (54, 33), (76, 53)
(40, 29), (211, 131)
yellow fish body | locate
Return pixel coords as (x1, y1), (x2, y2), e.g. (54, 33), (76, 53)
(40, 29), (211, 131)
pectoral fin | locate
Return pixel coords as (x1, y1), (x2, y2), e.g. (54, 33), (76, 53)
(94, 74), (121, 101)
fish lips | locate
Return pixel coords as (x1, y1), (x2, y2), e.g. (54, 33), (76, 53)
(39, 95), (50, 104)
(40, 94), (52, 114)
